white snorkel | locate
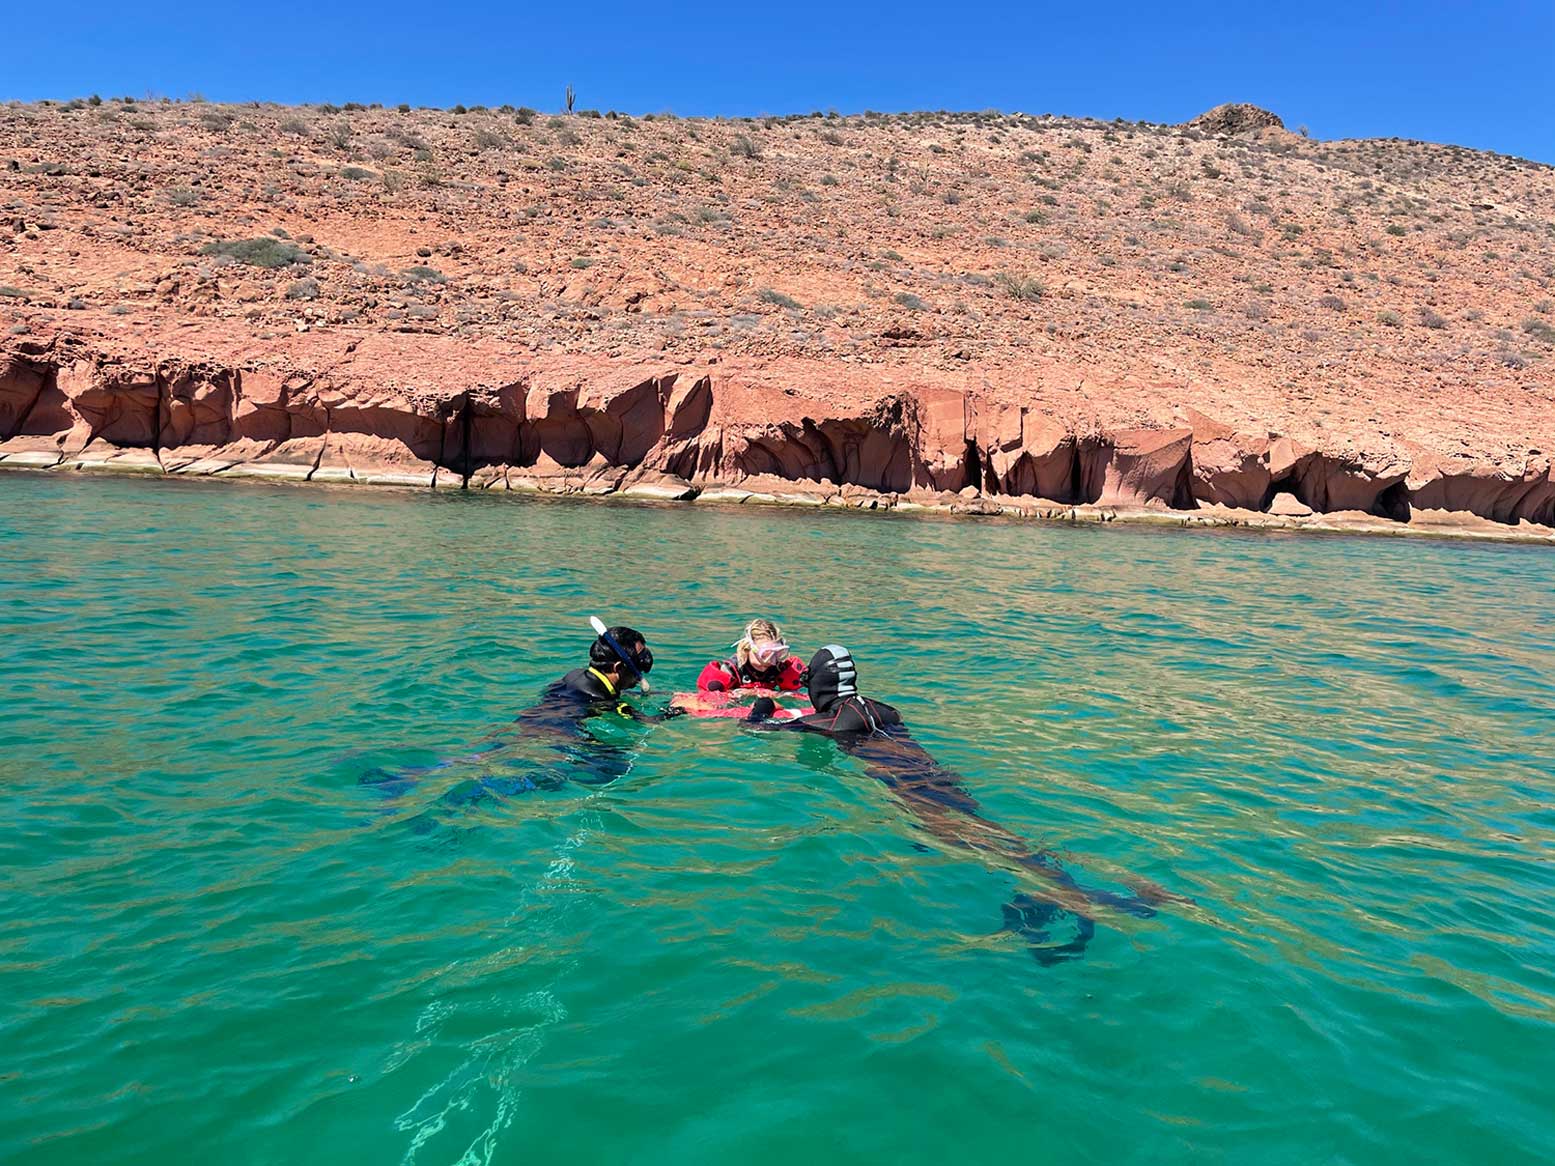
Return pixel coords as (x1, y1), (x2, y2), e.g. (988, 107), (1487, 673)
(590, 615), (651, 694)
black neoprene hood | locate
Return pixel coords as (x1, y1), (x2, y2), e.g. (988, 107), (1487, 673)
(804, 645), (858, 712)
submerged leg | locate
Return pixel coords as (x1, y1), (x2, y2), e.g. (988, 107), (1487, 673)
(397, 769), (570, 837)
(1018, 850), (1158, 919)
(358, 761), (453, 799)
(437, 770), (569, 808)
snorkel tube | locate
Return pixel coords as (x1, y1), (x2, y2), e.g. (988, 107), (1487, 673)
(590, 616), (651, 694)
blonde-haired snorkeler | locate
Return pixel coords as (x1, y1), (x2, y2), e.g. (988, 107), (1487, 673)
(696, 617), (805, 693)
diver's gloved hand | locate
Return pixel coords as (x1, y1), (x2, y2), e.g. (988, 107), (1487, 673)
(747, 696), (777, 723)
(660, 704), (688, 719)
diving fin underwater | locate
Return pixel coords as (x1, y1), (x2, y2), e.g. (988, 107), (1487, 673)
(1002, 894), (1099, 967)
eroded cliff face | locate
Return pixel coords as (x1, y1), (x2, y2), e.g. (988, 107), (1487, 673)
(2, 335), (1552, 534)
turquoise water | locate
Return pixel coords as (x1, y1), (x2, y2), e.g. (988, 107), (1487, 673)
(4, 474), (1555, 1165)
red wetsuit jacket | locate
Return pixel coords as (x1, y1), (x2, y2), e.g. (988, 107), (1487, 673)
(696, 655), (805, 693)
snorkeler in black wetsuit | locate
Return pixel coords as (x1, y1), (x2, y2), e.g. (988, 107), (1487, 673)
(748, 646), (1183, 964)
(362, 624), (683, 809)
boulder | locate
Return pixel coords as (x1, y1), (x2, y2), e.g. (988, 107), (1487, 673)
(910, 387), (973, 491)
(1267, 491), (1313, 517)
(978, 406), (1076, 500)
(1183, 408), (1272, 508)
(1080, 428), (1194, 508)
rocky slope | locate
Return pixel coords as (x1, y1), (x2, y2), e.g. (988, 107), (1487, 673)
(2, 99), (1553, 534)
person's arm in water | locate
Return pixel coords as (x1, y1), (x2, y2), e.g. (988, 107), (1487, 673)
(485, 664), (682, 773)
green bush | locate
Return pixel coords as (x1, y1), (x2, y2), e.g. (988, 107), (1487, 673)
(894, 292), (925, 311)
(1376, 309), (1403, 326)
(759, 288), (801, 309)
(404, 265), (447, 282)
(200, 238), (309, 268)
(1386, 224), (1408, 236)
(993, 272), (1044, 301)
(1523, 318), (1555, 344)
(1185, 299), (1213, 310)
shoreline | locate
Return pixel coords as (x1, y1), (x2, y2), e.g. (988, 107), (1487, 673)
(3, 332), (1553, 552)
(5, 454), (1551, 548)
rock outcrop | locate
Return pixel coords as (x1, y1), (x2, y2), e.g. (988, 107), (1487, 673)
(3, 334), (1551, 538)
(1185, 103), (1285, 136)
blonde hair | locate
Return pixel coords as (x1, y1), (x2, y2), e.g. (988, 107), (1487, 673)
(735, 617), (785, 666)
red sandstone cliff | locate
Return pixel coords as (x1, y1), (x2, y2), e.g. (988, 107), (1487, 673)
(2, 101), (1553, 536)
(3, 327), (1551, 533)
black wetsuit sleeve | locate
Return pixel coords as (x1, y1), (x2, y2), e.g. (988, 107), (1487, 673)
(747, 696), (901, 736)
(744, 696), (827, 733)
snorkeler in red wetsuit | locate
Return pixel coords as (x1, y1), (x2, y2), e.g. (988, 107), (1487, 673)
(696, 617), (805, 693)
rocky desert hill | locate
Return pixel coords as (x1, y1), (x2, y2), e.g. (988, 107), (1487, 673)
(2, 97), (1553, 530)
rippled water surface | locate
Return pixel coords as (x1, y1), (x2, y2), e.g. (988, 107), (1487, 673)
(4, 474), (1555, 1165)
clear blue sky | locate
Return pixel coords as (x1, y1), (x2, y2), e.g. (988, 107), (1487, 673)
(9, 1), (1553, 161)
